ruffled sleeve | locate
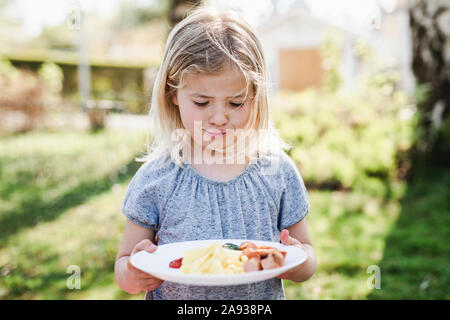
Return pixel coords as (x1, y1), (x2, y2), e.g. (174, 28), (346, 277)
(121, 159), (169, 230)
(277, 153), (310, 230)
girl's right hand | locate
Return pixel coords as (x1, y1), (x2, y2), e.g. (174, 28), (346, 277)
(126, 239), (164, 293)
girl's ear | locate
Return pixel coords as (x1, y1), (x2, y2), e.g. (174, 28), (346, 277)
(172, 94), (178, 106)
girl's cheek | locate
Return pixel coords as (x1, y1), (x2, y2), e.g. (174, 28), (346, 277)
(181, 107), (202, 126)
(236, 103), (251, 124)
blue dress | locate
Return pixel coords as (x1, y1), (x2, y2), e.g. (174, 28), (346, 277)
(121, 150), (310, 299)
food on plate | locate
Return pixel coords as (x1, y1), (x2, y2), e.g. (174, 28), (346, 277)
(179, 242), (244, 275)
(222, 242), (240, 251)
(239, 241), (287, 272)
(169, 257), (183, 269)
(170, 241), (287, 275)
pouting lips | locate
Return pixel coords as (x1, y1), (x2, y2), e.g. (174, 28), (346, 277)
(204, 129), (227, 137)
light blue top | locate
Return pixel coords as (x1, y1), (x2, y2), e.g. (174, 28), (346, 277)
(121, 150), (310, 300)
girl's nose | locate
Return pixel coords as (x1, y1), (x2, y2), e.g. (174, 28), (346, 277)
(209, 105), (228, 127)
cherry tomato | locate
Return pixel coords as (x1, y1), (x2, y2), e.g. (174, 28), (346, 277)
(169, 257), (183, 269)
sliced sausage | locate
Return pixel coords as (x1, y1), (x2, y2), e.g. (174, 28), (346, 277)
(243, 257), (261, 272)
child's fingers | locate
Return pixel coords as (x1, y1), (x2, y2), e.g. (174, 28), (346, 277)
(138, 277), (164, 291)
(280, 229), (300, 246)
(142, 279), (164, 292)
(131, 239), (157, 256)
(276, 272), (289, 280)
(128, 239), (158, 274)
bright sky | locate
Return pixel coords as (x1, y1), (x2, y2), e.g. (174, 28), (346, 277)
(3, 0), (397, 37)
(4, 0), (119, 36)
(305, 0), (397, 30)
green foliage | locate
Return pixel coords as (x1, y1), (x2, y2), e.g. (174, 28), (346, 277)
(413, 83), (431, 105)
(411, 82), (449, 162)
(273, 30), (416, 195)
(0, 59), (67, 132)
(0, 58), (47, 132)
(39, 24), (77, 50)
(38, 62), (64, 94)
(273, 77), (416, 195)
(118, 0), (169, 28)
(0, 57), (19, 80)
(320, 30), (343, 93)
(38, 62), (64, 110)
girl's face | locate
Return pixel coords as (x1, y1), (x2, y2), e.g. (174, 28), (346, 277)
(173, 64), (254, 156)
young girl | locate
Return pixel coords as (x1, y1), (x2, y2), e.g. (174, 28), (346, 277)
(114, 6), (316, 300)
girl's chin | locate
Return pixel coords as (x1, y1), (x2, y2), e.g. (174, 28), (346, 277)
(202, 142), (233, 152)
(186, 133), (239, 153)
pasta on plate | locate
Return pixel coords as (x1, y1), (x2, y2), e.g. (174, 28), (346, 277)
(179, 242), (244, 275)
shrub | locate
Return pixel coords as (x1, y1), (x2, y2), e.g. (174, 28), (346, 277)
(272, 78), (416, 195)
(0, 59), (64, 133)
(0, 59), (45, 132)
(38, 62), (64, 109)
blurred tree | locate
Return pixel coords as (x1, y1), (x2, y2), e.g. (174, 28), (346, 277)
(39, 25), (78, 50)
(0, 59), (46, 132)
(409, 0), (450, 167)
(38, 62), (64, 109)
(169, 0), (202, 27)
(320, 30), (343, 93)
(118, 0), (169, 28)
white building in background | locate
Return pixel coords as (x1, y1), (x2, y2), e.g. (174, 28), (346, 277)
(255, 0), (415, 94)
(256, 3), (359, 93)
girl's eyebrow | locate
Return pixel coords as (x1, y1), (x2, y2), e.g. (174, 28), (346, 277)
(190, 91), (246, 99)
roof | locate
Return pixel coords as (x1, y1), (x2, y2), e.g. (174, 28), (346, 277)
(256, 5), (362, 38)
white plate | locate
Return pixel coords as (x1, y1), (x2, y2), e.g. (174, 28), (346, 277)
(129, 239), (307, 286)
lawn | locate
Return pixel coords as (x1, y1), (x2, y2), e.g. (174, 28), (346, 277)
(0, 130), (448, 299)
(0, 130), (146, 299)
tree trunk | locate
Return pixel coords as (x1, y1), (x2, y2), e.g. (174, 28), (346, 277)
(409, 0), (450, 167)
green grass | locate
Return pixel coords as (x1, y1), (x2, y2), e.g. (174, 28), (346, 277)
(0, 131), (448, 299)
(367, 168), (450, 299)
(0, 130), (147, 299)
(283, 189), (402, 299)
(283, 169), (450, 299)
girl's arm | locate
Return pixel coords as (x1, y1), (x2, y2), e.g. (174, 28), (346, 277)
(114, 219), (164, 294)
(278, 219), (317, 282)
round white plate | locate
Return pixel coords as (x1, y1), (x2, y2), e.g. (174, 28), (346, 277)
(129, 239), (307, 286)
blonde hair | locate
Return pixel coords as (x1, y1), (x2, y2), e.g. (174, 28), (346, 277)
(140, 5), (291, 167)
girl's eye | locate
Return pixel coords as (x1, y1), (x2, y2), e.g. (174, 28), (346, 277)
(193, 101), (209, 107)
(192, 101), (244, 107)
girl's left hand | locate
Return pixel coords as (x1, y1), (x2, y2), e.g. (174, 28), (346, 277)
(276, 229), (306, 280)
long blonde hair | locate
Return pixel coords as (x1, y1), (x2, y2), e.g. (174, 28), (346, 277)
(140, 5), (291, 167)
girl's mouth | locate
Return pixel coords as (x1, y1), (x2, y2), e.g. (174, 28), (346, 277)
(204, 129), (226, 137)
